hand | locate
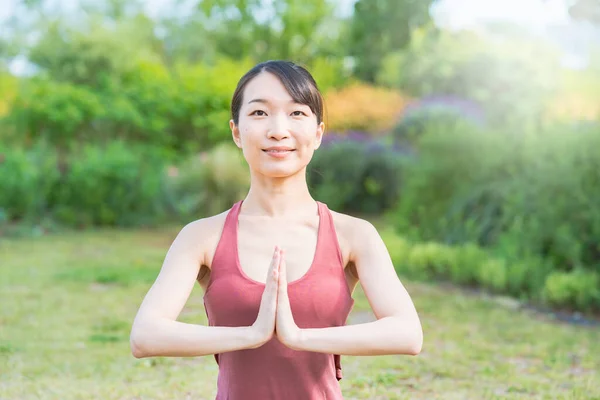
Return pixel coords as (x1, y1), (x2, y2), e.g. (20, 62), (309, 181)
(250, 246), (280, 347)
(275, 249), (302, 349)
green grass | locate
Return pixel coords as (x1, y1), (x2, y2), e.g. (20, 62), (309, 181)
(1, 226), (599, 399)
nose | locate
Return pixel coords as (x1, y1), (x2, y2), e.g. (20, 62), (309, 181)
(267, 114), (290, 140)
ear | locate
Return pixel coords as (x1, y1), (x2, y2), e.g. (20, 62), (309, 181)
(314, 121), (325, 150)
(230, 119), (242, 149)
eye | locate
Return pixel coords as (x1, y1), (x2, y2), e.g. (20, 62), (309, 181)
(291, 110), (308, 117)
(250, 110), (267, 116)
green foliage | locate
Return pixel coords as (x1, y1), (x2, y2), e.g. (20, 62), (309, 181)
(393, 119), (600, 310)
(0, 142), (60, 222)
(8, 58), (249, 153)
(349, 0), (434, 82)
(543, 270), (600, 311)
(10, 78), (105, 148)
(198, 0), (335, 63)
(0, 72), (17, 117)
(28, 18), (160, 88)
(165, 143), (250, 219)
(308, 57), (351, 93)
(50, 141), (168, 227)
(308, 137), (404, 214)
(383, 226), (600, 311)
(392, 99), (483, 146)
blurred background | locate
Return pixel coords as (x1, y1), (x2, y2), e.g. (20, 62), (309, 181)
(1, 0), (600, 399)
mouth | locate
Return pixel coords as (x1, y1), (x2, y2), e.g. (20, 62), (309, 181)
(262, 147), (295, 158)
(262, 148), (295, 153)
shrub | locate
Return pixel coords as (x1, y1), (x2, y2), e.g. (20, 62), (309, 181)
(10, 79), (105, 148)
(308, 132), (405, 214)
(393, 115), (600, 310)
(0, 142), (60, 222)
(543, 270), (600, 312)
(403, 242), (456, 281)
(50, 141), (168, 227)
(477, 258), (507, 293)
(393, 95), (485, 146)
(165, 142), (250, 219)
(0, 72), (17, 118)
(308, 57), (351, 93)
(7, 58), (251, 153)
(323, 84), (410, 134)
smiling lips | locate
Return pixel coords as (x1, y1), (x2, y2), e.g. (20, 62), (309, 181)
(262, 146), (295, 159)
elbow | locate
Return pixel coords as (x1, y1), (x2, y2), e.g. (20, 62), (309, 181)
(407, 338), (422, 356)
(130, 336), (147, 359)
(395, 318), (422, 356)
(407, 326), (423, 356)
(130, 322), (153, 358)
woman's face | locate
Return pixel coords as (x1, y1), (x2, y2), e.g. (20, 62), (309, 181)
(230, 72), (324, 179)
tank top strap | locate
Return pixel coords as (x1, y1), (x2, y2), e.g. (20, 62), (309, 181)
(315, 202), (344, 267)
(210, 201), (243, 276)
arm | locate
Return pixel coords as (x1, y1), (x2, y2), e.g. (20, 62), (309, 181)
(294, 219), (423, 356)
(129, 219), (263, 358)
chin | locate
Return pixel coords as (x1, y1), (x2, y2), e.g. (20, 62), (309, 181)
(257, 164), (306, 179)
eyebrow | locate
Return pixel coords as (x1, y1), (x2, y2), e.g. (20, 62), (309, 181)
(247, 98), (303, 105)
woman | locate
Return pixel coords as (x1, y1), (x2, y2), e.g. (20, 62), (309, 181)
(130, 60), (423, 399)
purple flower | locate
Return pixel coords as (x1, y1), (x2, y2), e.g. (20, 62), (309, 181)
(321, 131), (372, 147)
(402, 95), (486, 125)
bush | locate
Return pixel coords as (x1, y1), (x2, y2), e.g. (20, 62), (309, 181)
(323, 84), (410, 134)
(7, 58), (251, 153)
(165, 142), (250, 219)
(308, 132), (405, 214)
(384, 226), (600, 311)
(0, 72), (17, 118)
(392, 117), (600, 311)
(0, 142), (60, 222)
(543, 270), (600, 312)
(10, 79), (105, 148)
(393, 95), (485, 146)
(385, 228), (518, 295)
(50, 141), (168, 227)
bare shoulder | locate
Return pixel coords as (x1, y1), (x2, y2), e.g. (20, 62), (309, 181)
(330, 210), (379, 241)
(329, 209), (380, 260)
(174, 209), (231, 268)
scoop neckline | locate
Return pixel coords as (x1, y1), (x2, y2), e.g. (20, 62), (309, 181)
(233, 200), (323, 286)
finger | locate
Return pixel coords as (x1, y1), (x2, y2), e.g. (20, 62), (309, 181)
(263, 247), (280, 292)
(278, 250), (287, 292)
(269, 246), (280, 273)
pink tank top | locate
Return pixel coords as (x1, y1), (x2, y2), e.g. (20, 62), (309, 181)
(203, 200), (355, 399)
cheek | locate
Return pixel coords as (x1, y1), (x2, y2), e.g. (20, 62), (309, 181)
(239, 124), (262, 146)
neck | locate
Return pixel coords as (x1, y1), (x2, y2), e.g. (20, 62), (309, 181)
(241, 168), (316, 217)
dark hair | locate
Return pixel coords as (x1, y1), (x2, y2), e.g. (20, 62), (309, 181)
(231, 60), (324, 125)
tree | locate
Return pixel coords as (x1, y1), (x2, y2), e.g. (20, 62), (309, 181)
(27, 17), (160, 88)
(196, 0), (337, 63)
(349, 0), (435, 83)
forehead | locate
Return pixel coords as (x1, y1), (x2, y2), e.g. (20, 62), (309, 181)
(242, 72), (295, 105)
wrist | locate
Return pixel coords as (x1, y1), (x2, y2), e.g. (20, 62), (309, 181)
(246, 326), (270, 349)
(288, 328), (305, 351)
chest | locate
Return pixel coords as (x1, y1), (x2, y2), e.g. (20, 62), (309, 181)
(237, 216), (320, 284)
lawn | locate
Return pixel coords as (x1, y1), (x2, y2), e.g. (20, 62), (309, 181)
(1, 226), (599, 399)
